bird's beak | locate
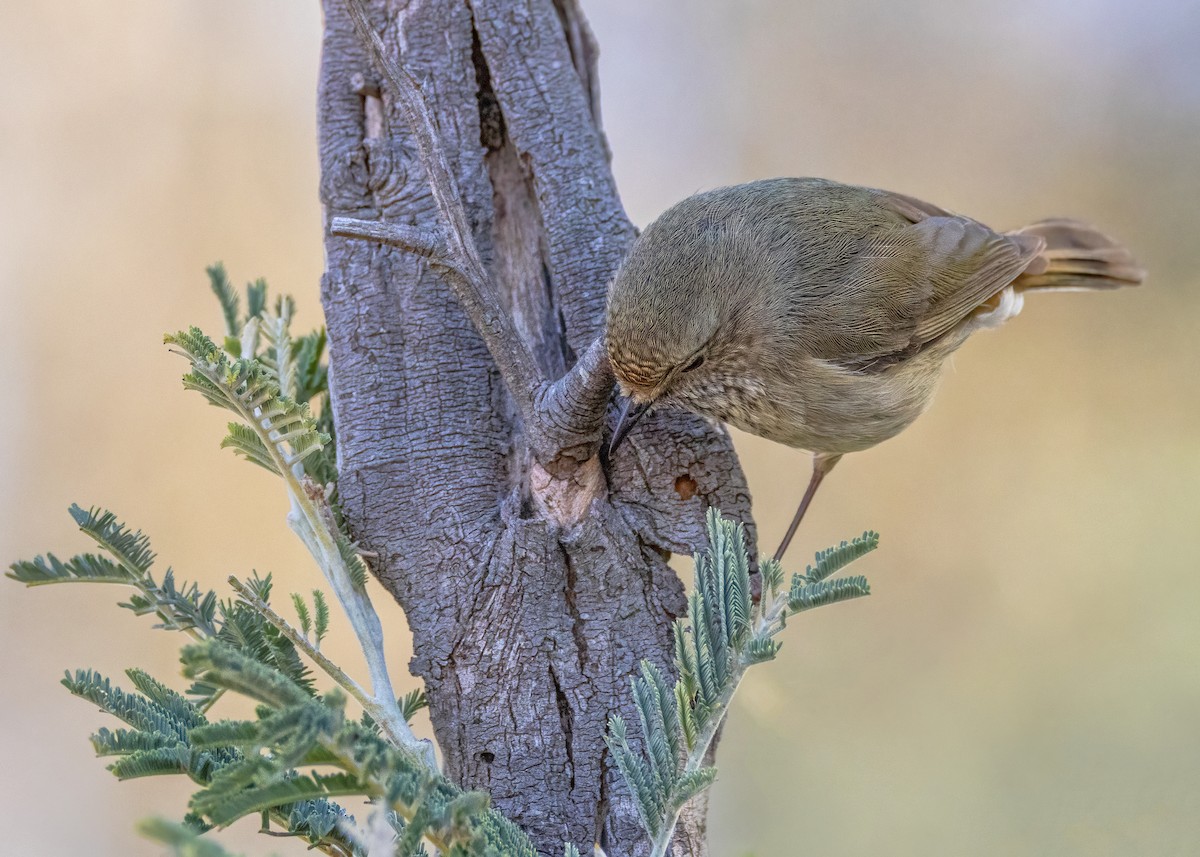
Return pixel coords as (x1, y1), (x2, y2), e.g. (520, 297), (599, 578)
(610, 397), (651, 454)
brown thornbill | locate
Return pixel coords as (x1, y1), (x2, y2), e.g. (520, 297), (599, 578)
(605, 177), (1144, 560)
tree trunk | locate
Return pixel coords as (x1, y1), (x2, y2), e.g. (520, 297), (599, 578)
(316, 2), (754, 854)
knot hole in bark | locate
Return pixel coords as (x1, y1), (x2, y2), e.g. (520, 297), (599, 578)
(675, 473), (699, 501)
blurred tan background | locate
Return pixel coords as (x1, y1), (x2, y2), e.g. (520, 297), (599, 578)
(2, 0), (1197, 855)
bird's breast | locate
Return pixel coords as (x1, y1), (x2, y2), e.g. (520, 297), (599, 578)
(681, 353), (946, 455)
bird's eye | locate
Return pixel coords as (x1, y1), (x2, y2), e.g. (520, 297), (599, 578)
(681, 355), (705, 373)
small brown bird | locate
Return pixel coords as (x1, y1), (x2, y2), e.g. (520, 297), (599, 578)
(605, 178), (1144, 560)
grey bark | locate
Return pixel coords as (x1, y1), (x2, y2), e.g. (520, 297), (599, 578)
(317, 1), (755, 854)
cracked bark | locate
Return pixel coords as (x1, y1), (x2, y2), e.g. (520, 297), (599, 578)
(318, 1), (754, 854)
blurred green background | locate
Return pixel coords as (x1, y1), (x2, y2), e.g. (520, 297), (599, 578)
(2, 1), (1198, 854)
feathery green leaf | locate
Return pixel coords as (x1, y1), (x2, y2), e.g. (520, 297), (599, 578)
(805, 531), (880, 583)
(291, 593), (312, 637)
(127, 669), (208, 728)
(706, 508), (752, 650)
(293, 328), (328, 405)
(400, 689), (428, 723)
(632, 662), (679, 798)
(71, 504), (155, 575)
(8, 552), (130, 586)
(745, 635), (782, 664)
(220, 423), (279, 474)
(187, 719), (264, 750)
(217, 599), (314, 695)
(165, 327), (331, 477)
(788, 575), (872, 613)
(260, 301), (295, 400)
(109, 745), (197, 780)
(608, 509), (879, 857)
(119, 568), (220, 637)
(207, 263), (240, 339)
(139, 817), (240, 857)
(605, 715), (662, 838)
(670, 766), (718, 810)
(90, 726), (182, 757)
(759, 555), (785, 601)
(687, 589), (720, 718)
(181, 640), (311, 711)
(337, 536), (369, 588)
(312, 589), (330, 646)
(279, 798), (351, 844)
(195, 770), (368, 829)
(245, 278), (268, 322)
(64, 669), (198, 741)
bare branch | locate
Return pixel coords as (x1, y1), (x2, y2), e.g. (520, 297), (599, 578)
(330, 217), (447, 262)
(341, 0), (545, 420)
(531, 338), (615, 464)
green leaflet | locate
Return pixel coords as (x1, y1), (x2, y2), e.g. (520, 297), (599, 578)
(312, 589), (330, 645)
(193, 770), (369, 828)
(292, 592), (312, 637)
(8, 552), (130, 586)
(71, 504), (156, 575)
(91, 726), (181, 756)
(246, 278), (267, 323)
(207, 263), (240, 340)
(121, 569), (220, 637)
(608, 510), (879, 857)
(182, 640), (313, 711)
(139, 817), (240, 857)
(6, 267), (544, 857)
(221, 423), (278, 474)
(164, 327), (331, 478)
(788, 575), (872, 613)
(64, 669), (202, 742)
(804, 531), (880, 583)
(166, 269), (337, 488)
(216, 590), (316, 697)
(7, 505), (220, 637)
(293, 328), (329, 407)
(400, 689), (429, 723)
(337, 535), (370, 589)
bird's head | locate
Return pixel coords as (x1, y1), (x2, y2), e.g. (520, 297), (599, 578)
(605, 297), (718, 405)
(605, 316), (719, 451)
(604, 201), (758, 451)
(604, 188), (783, 451)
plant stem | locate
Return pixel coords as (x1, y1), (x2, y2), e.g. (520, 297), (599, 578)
(649, 655), (750, 857)
(226, 576), (430, 763)
(184, 355), (434, 769)
(281, 479), (431, 765)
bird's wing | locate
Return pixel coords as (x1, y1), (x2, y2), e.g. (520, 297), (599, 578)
(872, 188), (956, 222)
(904, 215), (1043, 343)
(809, 192), (1043, 369)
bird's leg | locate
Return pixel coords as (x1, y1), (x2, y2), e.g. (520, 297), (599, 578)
(773, 453), (842, 562)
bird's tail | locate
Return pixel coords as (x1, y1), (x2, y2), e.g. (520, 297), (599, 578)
(1012, 219), (1145, 291)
